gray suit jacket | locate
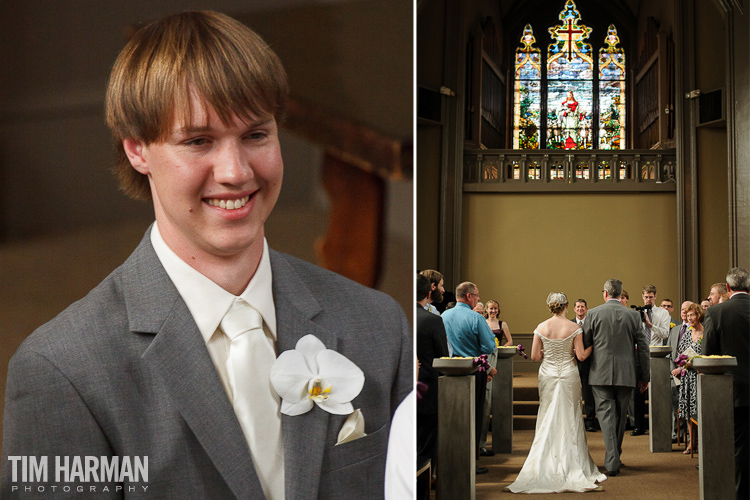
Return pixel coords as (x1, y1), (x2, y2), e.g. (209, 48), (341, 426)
(2, 232), (412, 499)
(583, 299), (650, 387)
(667, 323), (687, 370)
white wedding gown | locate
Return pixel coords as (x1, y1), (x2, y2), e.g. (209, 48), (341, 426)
(508, 329), (606, 493)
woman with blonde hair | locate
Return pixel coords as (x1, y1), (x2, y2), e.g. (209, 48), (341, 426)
(508, 292), (605, 493)
(485, 300), (513, 346)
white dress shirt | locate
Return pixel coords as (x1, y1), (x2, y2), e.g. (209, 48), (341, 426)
(150, 223), (284, 498)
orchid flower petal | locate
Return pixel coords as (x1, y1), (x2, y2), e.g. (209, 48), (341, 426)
(270, 350), (313, 402)
(316, 399), (354, 415)
(281, 398), (315, 416)
(295, 334), (327, 374)
(315, 350), (364, 403)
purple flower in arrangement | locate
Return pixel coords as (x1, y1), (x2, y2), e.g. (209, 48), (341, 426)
(675, 353), (689, 367)
(516, 344), (529, 359)
(473, 354), (490, 372)
(675, 353), (690, 378)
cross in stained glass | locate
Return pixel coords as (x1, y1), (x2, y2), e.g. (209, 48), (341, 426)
(548, 0), (592, 63)
(559, 19), (583, 60)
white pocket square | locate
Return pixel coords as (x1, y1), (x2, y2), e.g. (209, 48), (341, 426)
(336, 408), (367, 445)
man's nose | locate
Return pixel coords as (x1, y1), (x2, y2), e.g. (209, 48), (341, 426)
(214, 142), (253, 184)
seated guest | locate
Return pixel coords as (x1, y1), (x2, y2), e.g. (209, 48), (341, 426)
(670, 302), (705, 455)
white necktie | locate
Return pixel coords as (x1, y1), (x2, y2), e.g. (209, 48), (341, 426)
(221, 299), (284, 499)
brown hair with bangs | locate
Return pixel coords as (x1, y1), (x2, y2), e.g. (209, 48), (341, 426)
(105, 11), (289, 200)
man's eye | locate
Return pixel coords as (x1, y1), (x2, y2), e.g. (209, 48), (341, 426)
(246, 132), (268, 141)
(185, 138), (208, 146)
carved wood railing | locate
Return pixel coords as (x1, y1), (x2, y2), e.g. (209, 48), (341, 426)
(463, 149), (676, 192)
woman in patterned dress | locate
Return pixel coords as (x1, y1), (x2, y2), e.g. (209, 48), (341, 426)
(670, 302), (704, 455)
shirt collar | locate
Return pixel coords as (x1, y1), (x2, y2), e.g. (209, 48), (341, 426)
(150, 222), (277, 344)
(730, 291), (749, 298)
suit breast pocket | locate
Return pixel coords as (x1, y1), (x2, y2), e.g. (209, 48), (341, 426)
(322, 423), (388, 472)
(318, 424), (388, 499)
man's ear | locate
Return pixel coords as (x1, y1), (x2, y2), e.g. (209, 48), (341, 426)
(122, 138), (149, 175)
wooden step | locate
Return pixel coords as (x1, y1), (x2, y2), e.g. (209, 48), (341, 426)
(513, 401), (539, 416)
(513, 415), (538, 430)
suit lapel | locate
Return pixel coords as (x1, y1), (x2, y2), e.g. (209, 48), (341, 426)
(270, 250), (338, 500)
(123, 232), (262, 499)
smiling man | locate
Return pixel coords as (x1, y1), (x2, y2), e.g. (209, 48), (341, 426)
(1, 11), (411, 500)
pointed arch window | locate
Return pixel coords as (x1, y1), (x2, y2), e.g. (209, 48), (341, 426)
(512, 0), (626, 150)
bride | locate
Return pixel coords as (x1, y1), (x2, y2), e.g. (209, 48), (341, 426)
(508, 292), (606, 493)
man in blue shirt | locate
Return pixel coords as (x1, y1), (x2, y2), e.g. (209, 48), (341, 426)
(442, 282), (497, 357)
(441, 282), (497, 473)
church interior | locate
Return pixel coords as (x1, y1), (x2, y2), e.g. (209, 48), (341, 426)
(0, 0), (412, 465)
(418, 0), (749, 342)
(418, 0), (748, 497)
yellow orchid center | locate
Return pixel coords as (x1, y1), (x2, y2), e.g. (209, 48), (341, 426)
(308, 378), (332, 402)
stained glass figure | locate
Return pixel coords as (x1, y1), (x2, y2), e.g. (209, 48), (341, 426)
(598, 25), (626, 149)
(547, 0), (593, 149)
(513, 25), (541, 149)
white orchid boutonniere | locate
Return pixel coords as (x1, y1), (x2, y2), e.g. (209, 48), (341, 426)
(270, 334), (365, 416)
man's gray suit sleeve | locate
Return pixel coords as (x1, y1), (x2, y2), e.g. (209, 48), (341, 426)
(391, 304), (414, 414)
(2, 348), (115, 498)
(634, 319), (651, 381)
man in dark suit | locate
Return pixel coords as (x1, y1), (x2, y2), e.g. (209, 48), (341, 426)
(703, 267), (750, 500)
(416, 274), (449, 498)
(1, 12), (411, 499)
(572, 299), (596, 432)
(584, 279), (649, 476)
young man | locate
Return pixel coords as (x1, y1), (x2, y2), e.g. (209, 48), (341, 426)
(419, 269), (445, 316)
(573, 299), (596, 432)
(630, 285), (670, 436)
(1, 12), (411, 499)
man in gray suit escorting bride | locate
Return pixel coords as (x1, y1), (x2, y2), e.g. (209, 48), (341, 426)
(583, 279), (650, 477)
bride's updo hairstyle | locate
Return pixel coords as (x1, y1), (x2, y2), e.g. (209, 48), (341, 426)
(546, 292), (568, 314)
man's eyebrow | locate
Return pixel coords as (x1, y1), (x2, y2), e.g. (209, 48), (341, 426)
(174, 119), (275, 135)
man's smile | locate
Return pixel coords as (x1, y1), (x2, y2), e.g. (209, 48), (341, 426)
(205, 194), (252, 210)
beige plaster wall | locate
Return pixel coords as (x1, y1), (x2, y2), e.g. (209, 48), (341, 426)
(461, 192), (678, 334)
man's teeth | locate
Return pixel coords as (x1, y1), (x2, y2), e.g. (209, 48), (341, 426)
(207, 195), (250, 210)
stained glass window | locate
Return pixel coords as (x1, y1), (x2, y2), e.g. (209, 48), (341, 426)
(513, 0), (626, 150)
(512, 25), (541, 149)
(599, 25), (626, 149)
